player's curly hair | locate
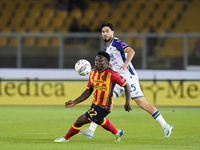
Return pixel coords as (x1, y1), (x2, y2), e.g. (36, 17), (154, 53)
(101, 23), (114, 31)
(97, 51), (110, 61)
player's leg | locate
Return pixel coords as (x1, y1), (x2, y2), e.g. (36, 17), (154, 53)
(134, 97), (173, 139)
(54, 114), (90, 142)
(96, 118), (124, 142)
(79, 86), (122, 139)
(128, 75), (174, 139)
(79, 122), (97, 139)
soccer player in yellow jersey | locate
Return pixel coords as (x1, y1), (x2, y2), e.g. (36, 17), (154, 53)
(54, 51), (132, 142)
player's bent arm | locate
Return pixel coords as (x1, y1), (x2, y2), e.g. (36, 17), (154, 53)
(124, 82), (132, 112)
(125, 48), (135, 64)
(65, 87), (93, 108)
(120, 47), (135, 70)
(74, 87), (93, 104)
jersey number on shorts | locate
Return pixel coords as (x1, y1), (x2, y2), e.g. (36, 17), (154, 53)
(131, 84), (136, 92)
(88, 108), (97, 118)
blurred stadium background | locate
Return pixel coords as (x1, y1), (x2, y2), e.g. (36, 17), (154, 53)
(0, 0), (199, 70)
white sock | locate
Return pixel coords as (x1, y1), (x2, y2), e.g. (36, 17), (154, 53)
(89, 122), (98, 132)
(155, 114), (167, 127)
(152, 110), (167, 127)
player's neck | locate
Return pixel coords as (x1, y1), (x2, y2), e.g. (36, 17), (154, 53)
(98, 66), (108, 73)
(106, 37), (114, 46)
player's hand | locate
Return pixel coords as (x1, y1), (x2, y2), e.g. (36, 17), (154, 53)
(120, 63), (129, 70)
(124, 103), (132, 112)
(65, 100), (76, 108)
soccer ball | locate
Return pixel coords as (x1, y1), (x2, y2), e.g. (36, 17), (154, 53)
(75, 59), (91, 76)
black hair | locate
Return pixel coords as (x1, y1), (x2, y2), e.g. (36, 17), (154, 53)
(97, 51), (110, 61)
(101, 23), (114, 31)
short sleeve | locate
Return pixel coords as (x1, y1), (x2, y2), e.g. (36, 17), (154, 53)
(112, 39), (130, 52)
(112, 72), (127, 87)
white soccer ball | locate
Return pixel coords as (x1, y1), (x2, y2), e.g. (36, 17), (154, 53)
(75, 59), (91, 76)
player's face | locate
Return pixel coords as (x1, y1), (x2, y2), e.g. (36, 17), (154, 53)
(102, 26), (114, 42)
(95, 55), (108, 71)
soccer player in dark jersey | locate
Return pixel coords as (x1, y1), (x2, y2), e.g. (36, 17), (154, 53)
(54, 51), (132, 142)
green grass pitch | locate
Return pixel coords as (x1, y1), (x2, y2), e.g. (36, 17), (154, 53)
(0, 105), (199, 150)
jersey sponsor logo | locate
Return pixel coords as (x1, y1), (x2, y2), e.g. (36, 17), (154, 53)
(93, 85), (107, 91)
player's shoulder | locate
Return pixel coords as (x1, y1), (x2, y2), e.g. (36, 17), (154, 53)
(112, 37), (123, 45)
(111, 37), (128, 48)
(106, 67), (118, 74)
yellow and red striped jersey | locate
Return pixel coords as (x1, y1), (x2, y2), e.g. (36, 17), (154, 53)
(87, 67), (127, 112)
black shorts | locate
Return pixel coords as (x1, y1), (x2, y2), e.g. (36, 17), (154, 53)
(85, 103), (110, 122)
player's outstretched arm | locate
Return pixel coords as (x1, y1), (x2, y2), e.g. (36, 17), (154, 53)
(124, 83), (132, 112)
(65, 87), (93, 108)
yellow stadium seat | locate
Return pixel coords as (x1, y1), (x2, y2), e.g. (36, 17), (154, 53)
(3, 2), (17, 9)
(158, 19), (172, 31)
(42, 9), (55, 20)
(133, 20), (145, 29)
(118, 18), (132, 30)
(127, 28), (139, 33)
(69, 8), (82, 20)
(23, 18), (36, 28)
(13, 10), (26, 19)
(27, 10), (41, 19)
(17, 2), (31, 10)
(31, 2), (45, 10)
(116, 2), (128, 10)
(83, 9), (96, 20)
(96, 11), (111, 22)
(37, 37), (49, 47)
(129, 3), (143, 11)
(123, 11), (138, 20)
(56, 28), (67, 33)
(0, 37), (7, 47)
(101, 1), (112, 11)
(28, 27), (40, 32)
(122, 37), (134, 47)
(87, 1), (100, 10)
(23, 37), (36, 47)
(1, 27), (12, 32)
(0, 18), (9, 28)
(36, 17), (50, 28)
(133, 38), (142, 49)
(8, 37), (17, 47)
(51, 37), (59, 47)
(147, 19), (159, 28)
(9, 17), (23, 28)
(156, 3), (170, 12)
(107, 17), (119, 28)
(14, 27), (26, 33)
(0, 10), (13, 19)
(55, 10), (68, 20)
(165, 12), (178, 21)
(152, 12), (164, 21)
(138, 12), (151, 21)
(158, 38), (183, 57)
(51, 18), (64, 28)
(169, 2), (185, 12)
(42, 28), (54, 33)
(144, 2), (157, 11)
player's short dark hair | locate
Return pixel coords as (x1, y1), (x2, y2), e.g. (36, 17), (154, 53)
(97, 51), (110, 61)
(101, 23), (114, 31)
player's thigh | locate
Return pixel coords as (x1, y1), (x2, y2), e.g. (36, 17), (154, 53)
(74, 114), (90, 126)
(127, 75), (144, 99)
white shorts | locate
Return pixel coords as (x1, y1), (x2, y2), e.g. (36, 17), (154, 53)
(114, 74), (144, 100)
